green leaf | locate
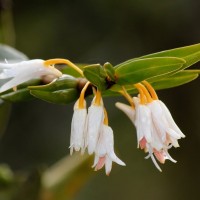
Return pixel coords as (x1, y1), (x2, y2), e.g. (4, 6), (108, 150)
(83, 64), (107, 90)
(0, 44), (28, 61)
(115, 43), (200, 70)
(115, 57), (185, 85)
(1, 88), (35, 102)
(59, 63), (86, 77)
(106, 70), (199, 95)
(140, 43), (200, 69)
(151, 70), (199, 90)
(28, 75), (78, 91)
(29, 76), (79, 105)
(0, 79), (41, 102)
(103, 62), (116, 81)
(30, 88), (79, 105)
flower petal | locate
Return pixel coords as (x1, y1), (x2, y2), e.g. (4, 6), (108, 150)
(87, 104), (104, 155)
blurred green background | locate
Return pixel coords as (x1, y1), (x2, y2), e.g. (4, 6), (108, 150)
(0, 0), (200, 199)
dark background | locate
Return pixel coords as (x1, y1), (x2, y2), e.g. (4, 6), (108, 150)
(0, 0), (200, 199)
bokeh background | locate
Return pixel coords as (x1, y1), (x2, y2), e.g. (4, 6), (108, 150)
(0, 0), (200, 199)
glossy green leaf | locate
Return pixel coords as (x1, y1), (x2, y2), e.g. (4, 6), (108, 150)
(106, 70), (199, 95)
(115, 43), (200, 70)
(103, 62), (116, 81)
(115, 57), (185, 85)
(28, 76), (79, 104)
(83, 64), (107, 90)
(1, 88), (35, 102)
(30, 88), (79, 105)
(28, 75), (78, 91)
(151, 70), (199, 90)
(0, 79), (41, 102)
(140, 43), (200, 69)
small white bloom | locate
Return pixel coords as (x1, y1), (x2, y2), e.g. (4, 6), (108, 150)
(147, 99), (185, 149)
(116, 99), (152, 147)
(70, 99), (87, 155)
(133, 97), (152, 147)
(0, 59), (62, 93)
(92, 124), (125, 175)
(158, 100), (185, 138)
(86, 98), (104, 155)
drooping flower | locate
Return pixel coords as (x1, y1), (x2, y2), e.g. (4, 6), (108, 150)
(115, 81), (184, 171)
(92, 121), (125, 175)
(133, 97), (152, 147)
(69, 81), (90, 155)
(0, 59), (62, 93)
(85, 90), (104, 155)
(147, 99), (185, 148)
(70, 99), (87, 155)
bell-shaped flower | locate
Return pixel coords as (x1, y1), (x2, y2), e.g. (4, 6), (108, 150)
(92, 124), (125, 175)
(116, 98), (152, 148)
(70, 99), (87, 155)
(147, 99), (185, 149)
(85, 91), (104, 155)
(133, 97), (152, 147)
(0, 59), (62, 93)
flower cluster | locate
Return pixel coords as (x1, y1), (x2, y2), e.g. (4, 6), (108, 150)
(116, 81), (185, 171)
(70, 83), (125, 175)
(0, 59), (185, 174)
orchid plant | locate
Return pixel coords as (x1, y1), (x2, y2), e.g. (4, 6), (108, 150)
(0, 44), (200, 177)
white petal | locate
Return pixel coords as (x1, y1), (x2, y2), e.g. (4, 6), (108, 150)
(150, 153), (162, 172)
(145, 144), (162, 172)
(95, 128), (107, 157)
(167, 128), (181, 139)
(105, 156), (112, 175)
(92, 155), (99, 168)
(0, 59), (62, 93)
(150, 125), (164, 151)
(87, 104), (104, 154)
(109, 151), (126, 166)
(164, 150), (177, 163)
(133, 97), (152, 144)
(103, 125), (125, 166)
(170, 137), (180, 148)
(158, 100), (185, 138)
(148, 100), (168, 142)
(70, 100), (87, 154)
